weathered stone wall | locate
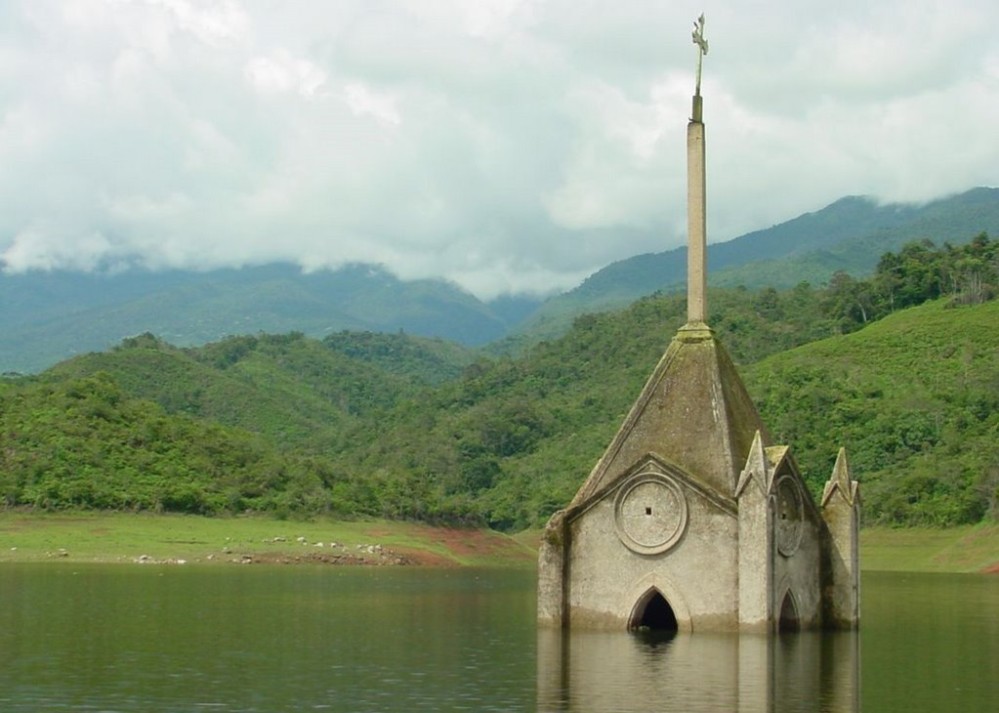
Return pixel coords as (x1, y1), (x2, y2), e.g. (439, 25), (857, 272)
(538, 73), (859, 634)
(773, 498), (824, 630)
(537, 510), (567, 628)
(565, 481), (739, 631)
(768, 463), (824, 629)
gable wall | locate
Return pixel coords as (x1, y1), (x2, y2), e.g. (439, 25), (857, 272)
(566, 484), (739, 630)
(774, 525), (823, 627)
(773, 480), (825, 627)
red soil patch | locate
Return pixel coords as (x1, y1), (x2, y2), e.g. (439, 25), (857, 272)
(426, 527), (503, 556)
(388, 547), (458, 567)
(421, 526), (533, 561)
(983, 561), (999, 574)
(364, 525), (531, 565)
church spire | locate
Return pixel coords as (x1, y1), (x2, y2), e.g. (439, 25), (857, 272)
(686, 14), (708, 325)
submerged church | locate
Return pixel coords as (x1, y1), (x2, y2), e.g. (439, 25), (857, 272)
(537, 19), (860, 634)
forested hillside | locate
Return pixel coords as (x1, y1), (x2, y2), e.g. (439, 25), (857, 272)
(746, 300), (999, 525)
(1, 238), (996, 529)
(0, 332), (444, 516)
(0, 372), (308, 514)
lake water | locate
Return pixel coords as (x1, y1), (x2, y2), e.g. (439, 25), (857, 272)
(0, 565), (996, 712)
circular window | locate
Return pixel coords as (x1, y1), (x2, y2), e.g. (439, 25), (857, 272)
(776, 476), (804, 557)
(614, 473), (688, 555)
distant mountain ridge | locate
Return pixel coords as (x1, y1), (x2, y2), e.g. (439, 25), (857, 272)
(0, 264), (537, 374)
(519, 187), (999, 336)
(2, 187), (997, 372)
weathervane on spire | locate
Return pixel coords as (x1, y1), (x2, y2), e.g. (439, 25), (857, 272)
(691, 13), (708, 122)
(692, 14), (708, 94)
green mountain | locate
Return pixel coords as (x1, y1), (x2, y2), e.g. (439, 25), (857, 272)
(3, 273), (994, 530)
(517, 187), (999, 339)
(331, 296), (998, 530)
(43, 332), (432, 452)
(0, 263), (534, 374)
(0, 330), (471, 516)
(744, 299), (999, 526)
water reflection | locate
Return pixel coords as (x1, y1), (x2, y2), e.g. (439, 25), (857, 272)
(538, 627), (859, 713)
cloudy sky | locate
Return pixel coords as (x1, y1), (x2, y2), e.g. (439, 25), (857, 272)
(1, 0), (997, 298)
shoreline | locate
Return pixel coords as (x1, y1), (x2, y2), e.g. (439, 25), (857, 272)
(2, 511), (997, 573)
(0, 511), (537, 568)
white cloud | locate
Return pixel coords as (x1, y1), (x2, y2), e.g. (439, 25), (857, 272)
(3, 226), (113, 272)
(245, 51), (326, 96)
(0, 0), (996, 298)
(105, 191), (192, 221)
(145, 0), (250, 47)
(342, 82), (401, 126)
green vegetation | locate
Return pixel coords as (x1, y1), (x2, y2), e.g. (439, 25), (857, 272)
(745, 298), (999, 526)
(322, 330), (478, 385)
(0, 370), (331, 516)
(822, 232), (998, 331)
(1, 239), (997, 533)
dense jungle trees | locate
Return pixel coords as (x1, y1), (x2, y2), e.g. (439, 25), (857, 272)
(824, 233), (997, 330)
(1, 237), (996, 528)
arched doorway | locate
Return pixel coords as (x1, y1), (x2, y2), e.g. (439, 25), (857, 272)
(778, 591), (800, 633)
(629, 589), (678, 632)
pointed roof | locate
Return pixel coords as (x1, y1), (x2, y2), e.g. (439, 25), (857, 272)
(569, 322), (771, 510)
(735, 431), (771, 499)
(822, 448), (860, 507)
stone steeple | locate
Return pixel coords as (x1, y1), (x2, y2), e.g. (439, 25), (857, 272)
(687, 13), (708, 324)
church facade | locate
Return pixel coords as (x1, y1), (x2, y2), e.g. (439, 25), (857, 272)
(536, 322), (860, 632)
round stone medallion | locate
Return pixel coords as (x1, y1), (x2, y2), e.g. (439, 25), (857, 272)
(776, 476), (804, 557)
(614, 473), (688, 555)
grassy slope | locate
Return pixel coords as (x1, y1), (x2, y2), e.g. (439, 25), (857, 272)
(473, 297), (999, 529)
(860, 524), (999, 573)
(744, 299), (999, 524)
(0, 513), (536, 568)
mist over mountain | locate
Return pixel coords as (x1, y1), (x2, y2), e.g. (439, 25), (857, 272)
(2, 187), (997, 373)
(0, 264), (539, 374)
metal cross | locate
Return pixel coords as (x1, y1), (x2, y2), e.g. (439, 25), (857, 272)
(692, 14), (708, 97)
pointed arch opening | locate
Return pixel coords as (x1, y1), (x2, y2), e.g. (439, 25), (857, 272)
(629, 588), (678, 633)
(778, 591), (800, 633)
